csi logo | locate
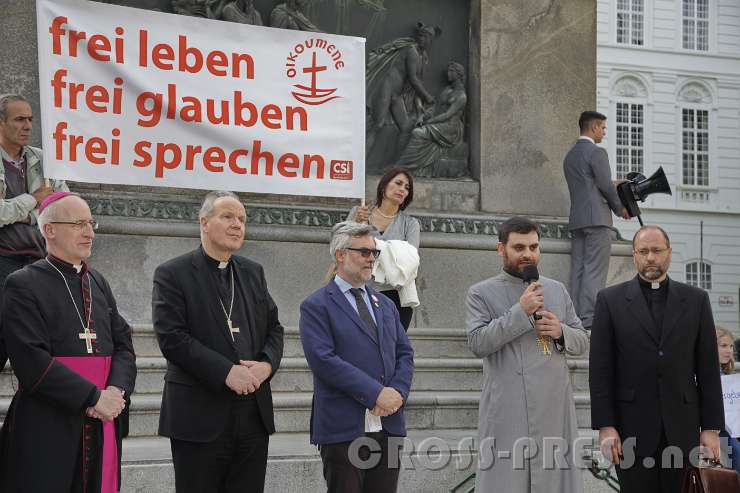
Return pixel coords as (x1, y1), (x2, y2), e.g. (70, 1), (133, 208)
(330, 160), (353, 180)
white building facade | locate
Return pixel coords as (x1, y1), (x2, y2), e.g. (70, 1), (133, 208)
(597, 0), (740, 331)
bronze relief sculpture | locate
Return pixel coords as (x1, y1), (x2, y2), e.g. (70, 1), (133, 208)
(269, 0), (322, 32)
(221, 0), (263, 25)
(98, 1), (472, 181)
(398, 61), (468, 178)
(365, 22), (441, 162)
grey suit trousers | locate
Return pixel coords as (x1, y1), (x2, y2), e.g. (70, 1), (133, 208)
(570, 226), (613, 328)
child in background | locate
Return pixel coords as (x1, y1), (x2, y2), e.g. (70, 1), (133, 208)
(717, 326), (740, 473)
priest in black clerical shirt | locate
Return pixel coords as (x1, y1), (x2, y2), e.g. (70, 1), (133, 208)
(0, 192), (136, 493)
(589, 225), (723, 493)
(152, 190), (284, 493)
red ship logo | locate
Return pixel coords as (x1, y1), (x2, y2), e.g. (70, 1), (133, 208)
(291, 52), (341, 106)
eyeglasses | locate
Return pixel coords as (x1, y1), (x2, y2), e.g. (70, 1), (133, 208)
(50, 219), (99, 231)
(345, 247), (381, 259)
(634, 247), (668, 257)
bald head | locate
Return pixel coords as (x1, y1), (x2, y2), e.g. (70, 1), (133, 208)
(38, 194), (85, 237)
(632, 225), (671, 250)
(38, 195), (96, 264)
(632, 225), (672, 283)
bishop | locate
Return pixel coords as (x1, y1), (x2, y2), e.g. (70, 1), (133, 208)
(0, 192), (136, 493)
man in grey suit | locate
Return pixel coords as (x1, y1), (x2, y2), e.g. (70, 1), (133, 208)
(563, 111), (629, 329)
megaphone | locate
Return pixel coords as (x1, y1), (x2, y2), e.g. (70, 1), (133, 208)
(617, 166), (672, 226)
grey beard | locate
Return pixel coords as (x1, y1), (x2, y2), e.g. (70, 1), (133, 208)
(640, 268), (664, 280)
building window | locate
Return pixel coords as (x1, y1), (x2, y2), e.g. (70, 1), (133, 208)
(616, 0), (644, 45)
(681, 108), (709, 186)
(686, 261), (712, 290)
(615, 102), (644, 180)
(682, 0), (709, 50)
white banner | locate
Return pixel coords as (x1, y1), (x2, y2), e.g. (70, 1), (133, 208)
(722, 373), (740, 436)
(36, 0), (365, 198)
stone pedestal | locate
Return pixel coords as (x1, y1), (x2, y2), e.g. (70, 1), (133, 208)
(477, 0), (596, 216)
(1, 1), (597, 218)
(1, 0), (41, 146)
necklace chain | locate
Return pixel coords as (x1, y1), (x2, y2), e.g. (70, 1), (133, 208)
(217, 267), (236, 341)
(45, 258), (92, 332)
(373, 206), (398, 219)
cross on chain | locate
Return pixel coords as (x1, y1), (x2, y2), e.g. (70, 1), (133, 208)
(228, 320), (239, 335)
(536, 335), (551, 355)
(79, 328), (97, 354)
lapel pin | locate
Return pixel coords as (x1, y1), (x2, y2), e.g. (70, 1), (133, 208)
(371, 294), (380, 307)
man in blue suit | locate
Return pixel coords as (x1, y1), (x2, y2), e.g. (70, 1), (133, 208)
(299, 221), (414, 493)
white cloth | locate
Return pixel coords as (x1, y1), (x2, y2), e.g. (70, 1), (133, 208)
(372, 239), (420, 308)
(365, 409), (382, 432)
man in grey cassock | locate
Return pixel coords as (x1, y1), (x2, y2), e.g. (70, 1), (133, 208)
(466, 217), (589, 493)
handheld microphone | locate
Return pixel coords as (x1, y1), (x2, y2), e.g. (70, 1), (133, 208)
(521, 265), (542, 321)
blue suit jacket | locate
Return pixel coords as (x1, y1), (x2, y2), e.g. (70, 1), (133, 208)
(299, 280), (414, 445)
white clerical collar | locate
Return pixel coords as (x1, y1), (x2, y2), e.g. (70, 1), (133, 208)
(200, 246), (231, 270)
(578, 136), (595, 144)
(47, 254), (88, 275)
(639, 275), (668, 290)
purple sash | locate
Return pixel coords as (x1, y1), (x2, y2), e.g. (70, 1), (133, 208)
(57, 356), (117, 493)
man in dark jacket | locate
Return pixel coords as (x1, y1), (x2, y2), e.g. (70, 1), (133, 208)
(153, 191), (283, 493)
(589, 225), (723, 493)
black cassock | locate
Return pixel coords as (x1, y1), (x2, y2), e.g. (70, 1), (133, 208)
(0, 257), (136, 493)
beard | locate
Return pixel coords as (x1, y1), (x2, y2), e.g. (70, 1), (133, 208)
(639, 265), (665, 280)
(502, 253), (537, 277)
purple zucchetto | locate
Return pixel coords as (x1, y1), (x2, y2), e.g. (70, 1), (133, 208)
(38, 191), (79, 213)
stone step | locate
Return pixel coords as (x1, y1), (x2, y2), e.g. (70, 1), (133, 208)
(127, 324), (590, 393)
(121, 429), (612, 493)
(88, 230), (634, 331)
(0, 391), (594, 437)
(2, 360), (478, 397)
(111, 357), (487, 395)
(1, 356), (590, 397)
(131, 325), (476, 359)
(121, 430), (480, 493)
(121, 391), (486, 436)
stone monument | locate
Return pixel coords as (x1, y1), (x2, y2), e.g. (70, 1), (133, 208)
(0, 2), (631, 492)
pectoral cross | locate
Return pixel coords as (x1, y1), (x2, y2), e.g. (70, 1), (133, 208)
(228, 320), (239, 335)
(536, 335), (551, 355)
(79, 328), (97, 354)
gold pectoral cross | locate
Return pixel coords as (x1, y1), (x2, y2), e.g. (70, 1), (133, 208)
(536, 335), (551, 355)
(79, 328), (97, 354)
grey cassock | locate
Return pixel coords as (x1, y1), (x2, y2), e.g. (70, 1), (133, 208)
(466, 270), (589, 493)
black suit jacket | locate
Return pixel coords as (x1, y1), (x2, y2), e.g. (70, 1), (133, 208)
(0, 339), (5, 374)
(153, 248), (284, 442)
(589, 276), (724, 457)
